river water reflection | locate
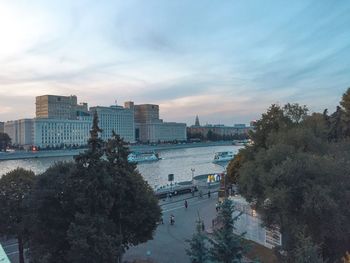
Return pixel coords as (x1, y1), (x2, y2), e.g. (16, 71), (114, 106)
(0, 145), (240, 188)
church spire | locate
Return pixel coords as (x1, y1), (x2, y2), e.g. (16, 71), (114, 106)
(195, 115), (200, 126)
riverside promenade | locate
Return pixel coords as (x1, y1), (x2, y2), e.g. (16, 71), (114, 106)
(0, 141), (232, 161)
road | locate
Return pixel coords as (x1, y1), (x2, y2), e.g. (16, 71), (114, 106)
(124, 191), (218, 263)
(1, 190), (218, 263)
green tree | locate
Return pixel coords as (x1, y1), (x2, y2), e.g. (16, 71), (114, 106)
(293, 234), (325, 263)
(186, 217), (210, 263)
(209, 199), (244, 263)
(28, 113), (161, 263)
(0, 168), (36, 263)
(0, 132), (11, 151)
(283, 103), (308, 124)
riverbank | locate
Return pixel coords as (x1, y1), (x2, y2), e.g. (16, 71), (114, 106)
(0, 141), (233, 161)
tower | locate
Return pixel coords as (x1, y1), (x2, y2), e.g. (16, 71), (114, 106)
(195, 115), (200, 126)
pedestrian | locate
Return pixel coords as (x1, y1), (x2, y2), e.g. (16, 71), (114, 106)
(160, 216), (164, 224)
(201, 221), (205, 231)
(215, 203), (219, 212)
(185, 200), (188, 209)
(191, 187), (195, 197)
(199, 190), (203, 198)
(208, 190), (211, 198)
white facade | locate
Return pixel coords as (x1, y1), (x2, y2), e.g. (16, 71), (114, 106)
(230, 196), (282, 249)
(137, 121), (187, 143)
(4, 119), (33, 146)
(33, 117), (92, 148)
(90, 106), (135, 143)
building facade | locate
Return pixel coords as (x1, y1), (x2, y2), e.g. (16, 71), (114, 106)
(136, 121), (187, 143)
(90, 104), (135, 143)
(33, 117), (92, 148)
(188, 124), (251, 137)
(133, 103), (187, 143)
(36, 95), (88, 119)
(4, 119), (33, 146)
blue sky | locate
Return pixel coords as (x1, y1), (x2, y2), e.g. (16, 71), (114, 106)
(0, 0), (349, 125)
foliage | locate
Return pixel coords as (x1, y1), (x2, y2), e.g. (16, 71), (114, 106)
(209, 199), (245, 263)
(28, 113), (161, 263)
(233, 91), (350, 261)
(0, 132), (11, 151)
(186, 217), (210, 263)
(0, 168), (36, 263)
(293, 234), (325, 263)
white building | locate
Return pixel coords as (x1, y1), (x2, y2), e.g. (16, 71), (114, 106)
(33, 117), (92, 148)
(230, 196), (282, 249)
(4, 119), (33, 146)
(90, 105), (135, 143)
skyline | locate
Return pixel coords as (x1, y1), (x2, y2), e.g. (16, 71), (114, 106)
(1, 0), (350, 125)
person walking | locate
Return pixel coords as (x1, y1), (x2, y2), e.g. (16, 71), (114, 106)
(201, 221), (205, 231)
(208, 190), (211, 198)
(215, 202), (219, 212)
(184, 200), (188, 209)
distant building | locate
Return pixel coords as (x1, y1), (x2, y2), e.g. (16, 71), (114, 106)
(36, 95), (89, 119)
(133, 103), (187, 143)
(90, 104), (135, 143)
(188, 124), (251, 138)
(4, 119), (33, 146)
(33, 117), (92, 148)
(0, 122), (4, 133)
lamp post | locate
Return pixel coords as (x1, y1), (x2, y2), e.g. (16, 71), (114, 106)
(191, 168), (195, 184)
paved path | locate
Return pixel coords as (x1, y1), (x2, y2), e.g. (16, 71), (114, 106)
(124, 191), (218, 263)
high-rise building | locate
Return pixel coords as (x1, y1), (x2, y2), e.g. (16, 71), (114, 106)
(90, 104), (135, 143)
(134, 104), (159, 123)
(36, 95), (88, 119)
(134, 103), (187, 143)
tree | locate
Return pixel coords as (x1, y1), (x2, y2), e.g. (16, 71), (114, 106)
(293, 234), (325, 263)
(0, 168), (36, 263)
(209, 199), (244, 263)
(0, 132), (11, 151)
(28, 113), (161, 263)
(186, 216), (210, 263)
(283, 103), (308, 124)
(237, 98), (350, 260)
(226, 151), (245, 184)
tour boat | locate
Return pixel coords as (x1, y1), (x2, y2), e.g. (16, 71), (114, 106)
(213, 151), (234, 163)
(127, 152), (160, 163)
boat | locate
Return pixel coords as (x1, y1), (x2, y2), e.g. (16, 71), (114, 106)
(213, 151), (234, 163)
(127, 152), (160, 163)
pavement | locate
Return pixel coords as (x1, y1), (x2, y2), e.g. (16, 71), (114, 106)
(124, 189), (218, 263)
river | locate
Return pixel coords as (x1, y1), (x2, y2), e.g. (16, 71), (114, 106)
(0, 145), (240, 188)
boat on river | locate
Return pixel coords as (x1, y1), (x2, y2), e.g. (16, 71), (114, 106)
(127, 152), (160, 163)
(213, 151), (234, 163)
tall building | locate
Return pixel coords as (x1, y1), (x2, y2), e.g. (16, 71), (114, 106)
(134, 104), (159, 123)
(36, 95), (88, 119)
(0, 122), (4, 133)
(4, 119), (33, 146)
(134, 103), (187, 143)
(90, 104), (135, 143)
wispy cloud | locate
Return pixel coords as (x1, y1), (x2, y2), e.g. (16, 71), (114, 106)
(0, 0), (349, 124)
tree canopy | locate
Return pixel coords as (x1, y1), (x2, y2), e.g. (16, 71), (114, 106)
(0, 168), (36, 263)
(28, 113), (161, 263)
(0, 132), (11, 151)
(227, 90), (350, 261)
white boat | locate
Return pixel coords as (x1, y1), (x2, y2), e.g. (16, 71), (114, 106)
(128, 152), (160, 163)
(213, 151), (234, 163)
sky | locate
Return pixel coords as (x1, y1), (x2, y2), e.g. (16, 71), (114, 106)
(0, 0), (349, 125)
